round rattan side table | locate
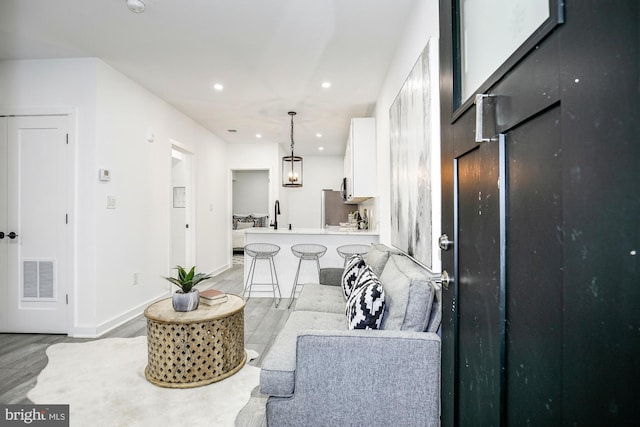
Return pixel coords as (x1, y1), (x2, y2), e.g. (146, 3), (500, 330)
(144, 294), (246, 388)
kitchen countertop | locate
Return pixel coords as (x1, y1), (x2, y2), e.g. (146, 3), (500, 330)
(245, 227), (379, 236)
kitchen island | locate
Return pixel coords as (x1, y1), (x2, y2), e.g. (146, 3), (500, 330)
(243, 227), (379, 300)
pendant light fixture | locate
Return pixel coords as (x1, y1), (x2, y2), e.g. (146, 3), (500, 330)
(282, 111), (303, 188)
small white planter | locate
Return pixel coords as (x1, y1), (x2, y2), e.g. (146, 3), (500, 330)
(172, 289), (200, 312)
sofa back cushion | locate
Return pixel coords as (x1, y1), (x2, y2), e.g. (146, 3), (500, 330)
(365, 243), (401, 277)
(379, 254), (439, 332)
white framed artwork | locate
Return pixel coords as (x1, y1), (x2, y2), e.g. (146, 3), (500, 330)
(389, 38), (441, 272)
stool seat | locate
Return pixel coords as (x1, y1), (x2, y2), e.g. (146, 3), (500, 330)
(245, 243), (280, 258)
(291, 244), (327, 259)
(336, 244), (370, 266)
(288, 244), (327, 308)
(243, 243), (281, 307)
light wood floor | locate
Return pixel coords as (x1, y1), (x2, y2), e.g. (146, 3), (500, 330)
(0, 260), (291, 404)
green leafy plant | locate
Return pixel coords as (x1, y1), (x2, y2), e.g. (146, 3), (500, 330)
(163, 265), (212, 293)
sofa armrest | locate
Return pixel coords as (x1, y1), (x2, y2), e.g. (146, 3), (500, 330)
(265, 330), (441, 426)
(319, 267), (344, 286)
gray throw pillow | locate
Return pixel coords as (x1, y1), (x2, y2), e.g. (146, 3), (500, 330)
(379, 254), (435, 331)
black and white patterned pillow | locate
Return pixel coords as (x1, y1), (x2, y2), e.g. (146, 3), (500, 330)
(341, 255), (366, 300)
(345, 273), (385, 330)
(233, 214), (253, 229)
(252, 215), (268, 228)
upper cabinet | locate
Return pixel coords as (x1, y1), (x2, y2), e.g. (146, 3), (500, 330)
(344, 118), (376, 203)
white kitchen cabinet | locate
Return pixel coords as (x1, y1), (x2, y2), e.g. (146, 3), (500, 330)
(343, 118), (376, 203)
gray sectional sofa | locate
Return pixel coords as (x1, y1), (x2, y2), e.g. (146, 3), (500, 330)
(259, 243), (442, 426)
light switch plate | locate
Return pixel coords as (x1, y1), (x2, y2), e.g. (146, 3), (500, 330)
(106, 195), (116, 209)
(99, 169), (111, 181)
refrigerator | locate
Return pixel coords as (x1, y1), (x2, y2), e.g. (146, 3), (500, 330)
(321, 189), (353, 227)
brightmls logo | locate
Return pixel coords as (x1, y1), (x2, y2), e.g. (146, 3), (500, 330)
(1, 405), (68, 426)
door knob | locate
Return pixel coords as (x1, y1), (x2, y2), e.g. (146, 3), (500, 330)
(439, 233), (453, 251)
(434, 270), (454, 291)
(7, 232), (18, 239)
(0, 232), (4, 239)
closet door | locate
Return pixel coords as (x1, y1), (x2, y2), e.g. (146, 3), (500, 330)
(0, 115), (70, 333)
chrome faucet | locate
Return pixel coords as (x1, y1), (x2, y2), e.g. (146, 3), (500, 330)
(272, 200), (281, 230)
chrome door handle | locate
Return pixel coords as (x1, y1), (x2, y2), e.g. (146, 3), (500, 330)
(475, 93), (497, 143)
(434, 270), (454, 291)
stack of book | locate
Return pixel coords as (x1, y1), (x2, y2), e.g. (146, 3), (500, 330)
(199, 289), (228, 306)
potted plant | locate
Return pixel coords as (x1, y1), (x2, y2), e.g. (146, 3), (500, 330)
(164, 265), (212, 312)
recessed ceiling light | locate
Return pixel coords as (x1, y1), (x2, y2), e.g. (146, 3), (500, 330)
(126, 0), (145, 13)
(256, 134), (262, 138)
(315, 133), (323, 138)
(318, 146), (324, 151)
(321, 82), (331, 89)
(213, 83), (224, 91)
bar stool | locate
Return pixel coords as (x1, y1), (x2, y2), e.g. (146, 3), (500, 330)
(337, 244), (370, 266)
(289, 243), (327, 308)
(243, 243), (282, 307)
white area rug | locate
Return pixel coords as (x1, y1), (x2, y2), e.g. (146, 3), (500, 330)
(28, 336), (260, 427)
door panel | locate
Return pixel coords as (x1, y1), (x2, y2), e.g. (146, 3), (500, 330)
(504, 107), (562, 424)
(456, 144), (501, 427)
(2, 115), (69, 333)
(492, 36), (560, 133)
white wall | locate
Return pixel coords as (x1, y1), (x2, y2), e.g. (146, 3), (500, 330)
(93, 60), (228, 334)
(0, 58), (229, 337)
(233, 170), (269, 215)
(374, 0), (440, 245)
(284, 155), (343, 229)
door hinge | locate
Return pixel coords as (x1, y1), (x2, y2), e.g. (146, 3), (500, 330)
(65, 214), (68, 224)
(66, 294), (69, 304)
(66, 134), (69, 145)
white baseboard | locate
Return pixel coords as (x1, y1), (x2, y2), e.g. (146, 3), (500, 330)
(70, 292), (168, 338)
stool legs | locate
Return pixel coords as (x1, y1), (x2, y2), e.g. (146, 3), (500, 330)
(288, 255), (321, 309)
(244, 255), (281, 307)
(268, 255), (282, 307)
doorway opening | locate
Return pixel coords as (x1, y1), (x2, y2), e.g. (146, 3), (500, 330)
(231, 170), (269, 257)
(171, 146), (195, 270)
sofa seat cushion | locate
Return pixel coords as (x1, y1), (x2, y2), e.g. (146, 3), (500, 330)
(294, 283), (344, 314)
(260, 311), (347, 396)
(379, 254), (440, 332)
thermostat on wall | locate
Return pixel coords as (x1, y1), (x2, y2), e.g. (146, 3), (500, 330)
(99, 169), (111, 182)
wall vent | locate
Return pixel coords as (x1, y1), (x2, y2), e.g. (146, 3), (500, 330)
(22, 260), (55, 300)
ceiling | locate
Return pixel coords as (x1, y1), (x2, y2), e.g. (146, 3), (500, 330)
(0, 0), (419, 156)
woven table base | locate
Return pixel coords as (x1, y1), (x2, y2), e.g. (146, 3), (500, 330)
(144, 296), (245, 388)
